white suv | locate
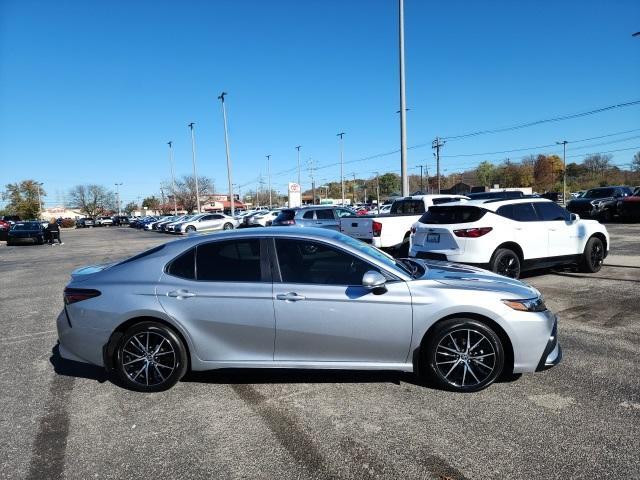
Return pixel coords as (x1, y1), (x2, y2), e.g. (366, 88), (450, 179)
(409, 198), (609, 278)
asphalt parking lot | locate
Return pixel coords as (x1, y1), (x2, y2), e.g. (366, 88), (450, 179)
(0, 226), (638, 479)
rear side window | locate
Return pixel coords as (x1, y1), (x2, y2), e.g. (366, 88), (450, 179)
(496, 203), (538, 222)
(534, 202), (570, 221)
(166, 248), (195, 279)
(391, 200), (425, 214)
(119, 245), (166, 266)
(275, 210), (296, 222)
(316, 209), (334, 220)
(419, 206), (486, 224)
(196, 239), (262, 282)
(303, 210), (315, 219)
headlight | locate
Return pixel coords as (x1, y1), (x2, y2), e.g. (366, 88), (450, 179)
(502, 297), (547, 312)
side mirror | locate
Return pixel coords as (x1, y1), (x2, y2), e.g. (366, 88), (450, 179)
(570, 213), (579, 222)
(362, 270), (386, 289)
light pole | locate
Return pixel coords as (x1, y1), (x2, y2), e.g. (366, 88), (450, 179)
(188, 122), (201, 213)
(114, 183), (123, 216)
(337, 132), (345, 205)
(557, 140), (568, 204)
(295, 145), (302, 189)
(375, 172), (381, 213)
(36, 182), (43, 219)
(266, 155), (272, 208)
(399, 0), (409, 196)
(218, 92), (235, 217)
(167, 141), (177, 215)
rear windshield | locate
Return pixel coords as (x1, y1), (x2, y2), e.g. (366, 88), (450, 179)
(419, 206), (487, 224)
(584, 188), (614, 199)
(12, 222), (41, 230)
(467, 191), (523, 200)
(390, 200), (425, 214)
(275, 210), (296, 222)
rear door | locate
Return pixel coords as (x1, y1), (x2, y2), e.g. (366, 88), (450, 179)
(495, 203), (547, 260)
(314, 208), (339, 229)
(156, 238), (275, 361)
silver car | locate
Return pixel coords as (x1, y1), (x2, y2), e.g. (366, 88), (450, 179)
(271, 206), (356, 229)
(57, 228), (561, 392)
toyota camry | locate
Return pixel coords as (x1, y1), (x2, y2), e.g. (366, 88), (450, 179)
(57, 228), (561, 392)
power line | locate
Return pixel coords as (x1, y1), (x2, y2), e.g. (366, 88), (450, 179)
(440, 99), (640, 141)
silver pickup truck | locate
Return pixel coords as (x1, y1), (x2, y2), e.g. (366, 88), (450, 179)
(339, 194), (468, 254)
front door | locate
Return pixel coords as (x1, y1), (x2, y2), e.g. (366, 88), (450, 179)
(272, 238), (413, 364)
(156, 238), (275, 362)
(533, 202), (582, 257)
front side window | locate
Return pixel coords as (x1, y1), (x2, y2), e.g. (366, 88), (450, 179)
(534, 202), (570, 221)
(275, 239), (375, 285)
(391, 200), (425, 214)
(497, 203), (538, 222)
(196, 239), (262, 282)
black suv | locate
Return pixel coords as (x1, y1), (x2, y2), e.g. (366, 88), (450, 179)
(566, 186), (633, 221)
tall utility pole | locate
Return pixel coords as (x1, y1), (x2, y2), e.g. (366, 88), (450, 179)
(399, 0), (409, 196)
(557, 140), (568, 204)
(257, 174), (265, 208)
(352, 173), (357, 204)
(425, 164), (430, 193)
(36, 182), (43, 219)
(188, 122), (201, 213)
(295, 145), (302, 189)
(266, 154), (272, 208)
(337, 132), (345, 205)
(218, 92), (235, 217)
(419, 165), (424, 192)
(432, 137), (445, 194)
(307, 157), (316, 205)
(167, 141), (177, 215)
(114, 182), (123, 216)
(375, 172), (381, 213)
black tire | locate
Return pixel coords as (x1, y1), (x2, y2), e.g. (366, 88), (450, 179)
(423, 318), (505, 392)
(599, 209), (612, 223)
(114, 321), (188, 392)
(579, 236), (604, 273)
(490, 248), (521, 279)
(37, 236), (44, 245)
(223, 222), (234, 230)
(185, 226), (196, 233)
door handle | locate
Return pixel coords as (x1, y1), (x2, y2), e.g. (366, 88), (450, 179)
(276, 292), (306, 301)
(167, 289), (197, 299)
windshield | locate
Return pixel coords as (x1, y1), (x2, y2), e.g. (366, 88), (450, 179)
(390, 199), (425, 214)
(584, 188), (614, 199)
(12, 222), (40, 230)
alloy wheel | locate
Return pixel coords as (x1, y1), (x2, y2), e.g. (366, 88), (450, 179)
(121, 331), (176, 387)
(590, 242), (604, 269)
(435, 328), (496, 388)
(496, 254), (519, 278)
(223, 223), (233, 230)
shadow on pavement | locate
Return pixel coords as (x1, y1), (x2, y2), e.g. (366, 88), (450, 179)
(49, 344), (109, 383)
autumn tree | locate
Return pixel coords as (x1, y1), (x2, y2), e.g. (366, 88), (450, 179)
(171, 175), (214, 213)
(630, 151), (640, 172)
(2, 180), (45, 219)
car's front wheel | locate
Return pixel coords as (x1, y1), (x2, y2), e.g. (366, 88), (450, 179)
(423, 318), (505, 392)
(223, 222), (234, 230)
(185, 226), (196, 233)
(579, 236), (604, 273)
(490, 248), (521, 278)
(114, 321), (188, 392)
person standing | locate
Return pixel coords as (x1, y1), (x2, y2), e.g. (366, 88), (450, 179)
(47, 218), (63, 245)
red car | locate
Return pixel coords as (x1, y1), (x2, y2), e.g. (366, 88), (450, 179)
(617, 187), (640, 221)
(0, 215), (21, 238)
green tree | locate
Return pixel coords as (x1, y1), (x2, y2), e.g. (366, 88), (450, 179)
(378, 173), (400, 197)
(2, 180), (45, 219)
(475, 161), (495, 187)
(124, 201), (138, 215)
(142, 196), (160, 210)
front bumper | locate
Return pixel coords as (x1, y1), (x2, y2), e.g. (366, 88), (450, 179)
(536, 317), (562, 371)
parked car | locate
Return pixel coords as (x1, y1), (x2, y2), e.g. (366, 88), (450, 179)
(1, 215), (21, 225)
(566, 186), (633, 222)
(165, 215), (196, 233)
(6, 221), (46, 245)
(272, 206), (356, 230)
(176, 213), (238, 234)
(409, 198), (609, 279)
(339, 195), (469, 254)
(240, 211), (264, 227)
(466, 191), (525, 201)
(144, 216), (172, 230)
(249, 210), (281, 227)
(57, 227), (561, 393)
(616, 187), (640, 221)
(95, 216), (114, 227)
(76, 218), (95, 228)
(112, 215), (130, 226)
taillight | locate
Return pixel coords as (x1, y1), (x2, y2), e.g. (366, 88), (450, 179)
(282, 219), (295, 225)
(64, 288), (101, 305)
(372, 221), (382, 237)
(453, 227), (493, 238)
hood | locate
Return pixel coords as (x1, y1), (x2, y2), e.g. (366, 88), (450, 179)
(414, 259), (539, 299)
(70, 262), (117, 282)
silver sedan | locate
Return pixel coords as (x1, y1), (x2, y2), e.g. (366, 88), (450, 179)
(57, 228), (561, 392)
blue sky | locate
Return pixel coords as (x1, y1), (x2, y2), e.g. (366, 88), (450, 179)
(1, 0), (639, 207)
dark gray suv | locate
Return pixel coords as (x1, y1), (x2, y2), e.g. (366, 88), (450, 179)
(272, 206), (356, 230)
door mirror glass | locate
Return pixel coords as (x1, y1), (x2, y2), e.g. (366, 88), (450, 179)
(570, 213), (579, 222)
(362, 270), (386, 289)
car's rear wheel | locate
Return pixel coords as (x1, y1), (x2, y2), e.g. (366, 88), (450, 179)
(114, 321), (188, 392)
(579, 236), (604, 273)
(490, 248), (521, 279)
(423, 318), (504, 392)
(223, 222), (234, 230)
(185, 226), (196, 233)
